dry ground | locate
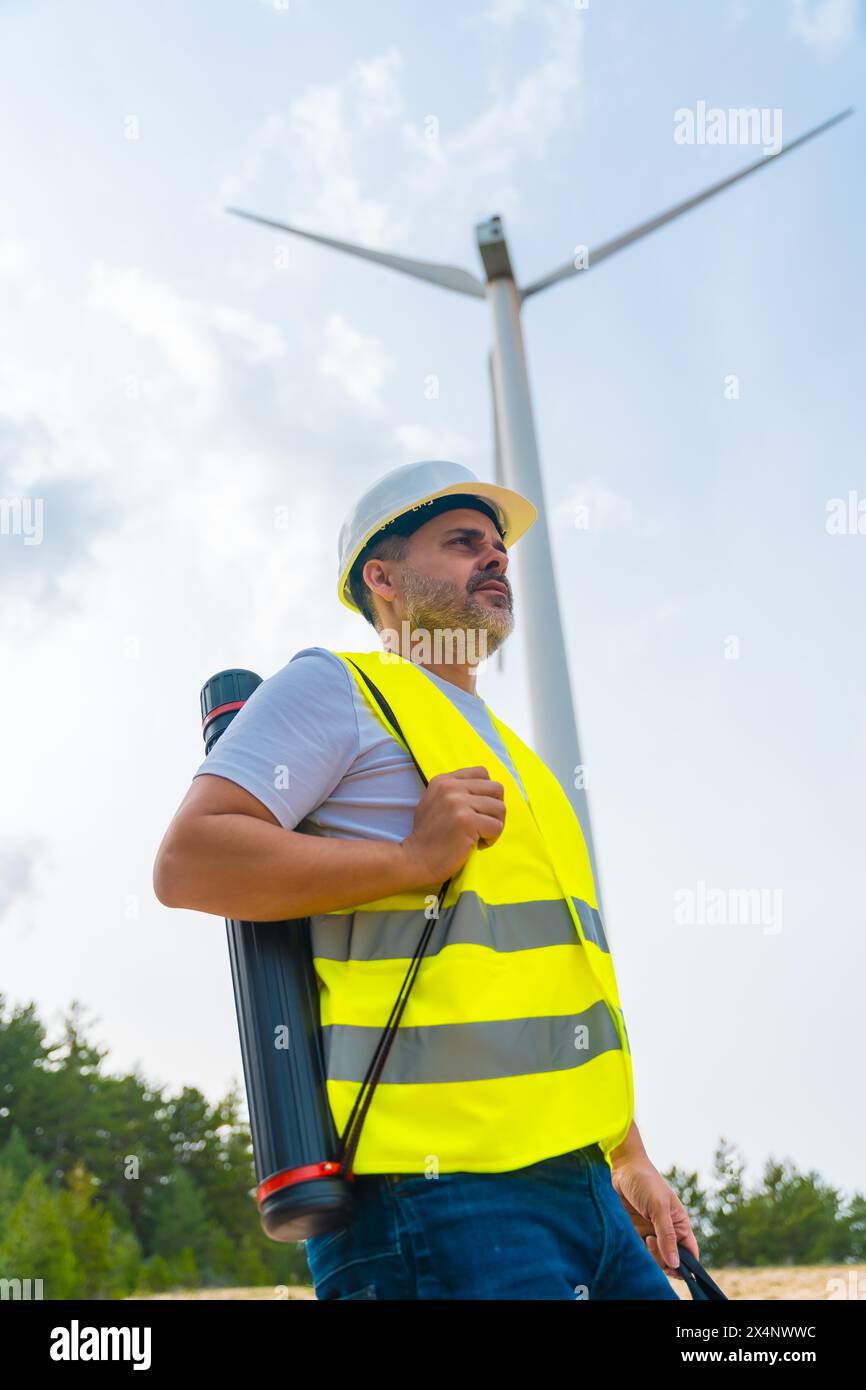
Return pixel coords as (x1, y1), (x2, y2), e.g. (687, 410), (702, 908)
(127, 1264), (866, 1301)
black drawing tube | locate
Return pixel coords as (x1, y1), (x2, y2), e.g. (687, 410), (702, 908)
(199, 668), (356, 1242)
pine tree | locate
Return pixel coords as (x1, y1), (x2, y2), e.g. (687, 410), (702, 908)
(0, 1170), (79, 1299)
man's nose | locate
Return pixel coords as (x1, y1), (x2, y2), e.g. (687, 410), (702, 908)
(476, 547), (508, 581)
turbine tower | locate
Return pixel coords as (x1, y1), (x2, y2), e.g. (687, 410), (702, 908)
(227, 107), (852, 920)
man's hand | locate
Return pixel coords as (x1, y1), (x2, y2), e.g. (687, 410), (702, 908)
(609, 1158), (699, 1281)
(401, 766), (506, 885)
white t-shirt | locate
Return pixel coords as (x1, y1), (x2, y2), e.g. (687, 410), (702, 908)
(193, 645), (526, 841)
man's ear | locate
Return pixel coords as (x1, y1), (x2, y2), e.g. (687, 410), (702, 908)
(363, 557), (398, 603)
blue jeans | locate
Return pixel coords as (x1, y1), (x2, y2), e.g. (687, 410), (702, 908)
(303, 1142), (683, 1300)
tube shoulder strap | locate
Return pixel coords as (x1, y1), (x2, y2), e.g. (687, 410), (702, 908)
(343, 657), (429, 790)
(333, 657), (451, 1179)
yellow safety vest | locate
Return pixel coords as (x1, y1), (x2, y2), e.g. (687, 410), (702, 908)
(310, 648), (634, 1175)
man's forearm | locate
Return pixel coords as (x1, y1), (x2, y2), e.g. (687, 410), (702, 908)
(154, 814), (424, 922)
(608, 1120), (650, 1169)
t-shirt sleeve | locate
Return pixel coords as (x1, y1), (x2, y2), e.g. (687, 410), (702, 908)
(192, 647), (360, 830)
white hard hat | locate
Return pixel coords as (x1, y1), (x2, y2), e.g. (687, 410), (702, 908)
(337, 459), (537, 614)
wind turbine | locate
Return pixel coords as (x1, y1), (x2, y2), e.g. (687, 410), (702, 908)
(227, 107), (852, 921)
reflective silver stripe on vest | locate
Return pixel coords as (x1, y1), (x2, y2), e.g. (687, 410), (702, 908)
(311, 891), (609, 961)
(322, 998), (622, 1085)
(571, 899), (609, 952)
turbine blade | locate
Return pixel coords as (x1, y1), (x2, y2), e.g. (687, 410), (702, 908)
(226, 207), (486, 299)
(520, 107), (854, 300)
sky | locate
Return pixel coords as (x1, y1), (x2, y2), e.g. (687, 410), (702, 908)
(1, 0), (864, 1199)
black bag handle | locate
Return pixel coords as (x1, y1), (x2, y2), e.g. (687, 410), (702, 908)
(676, 1243), (728, 1300)
(333, 660), (452, 1179)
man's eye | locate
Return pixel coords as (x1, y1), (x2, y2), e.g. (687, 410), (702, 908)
(452, 537), (473, 545)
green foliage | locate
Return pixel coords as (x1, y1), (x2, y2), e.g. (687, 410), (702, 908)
(664, 1135), (865, 1269)
(0, 994), (310, 1298)
(57, 1162), (140, 1298)
(0, 1169), (80, 1299)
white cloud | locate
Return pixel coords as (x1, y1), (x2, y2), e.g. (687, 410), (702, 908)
(403, 3), (584, 208)
(88, 264), (286, 415)
(0, 418), (112, 634)
(790, 0), (858, 54)
(472, 0), (533, 25)
(0, 244), (76, 418)
(554, 481), (664, 538)
(219, 76), (406, 252)
(0, 239), (49, 313)
(209, 305), (286, 364)
(318, 312), (395, 411)
(219, 4), (584, 266)
(219, 111), (286, 208)
(0, 839), (43, 921)
(655, 598), (690, 623)
(353, 46), (404, 128)
(0, 242), (370, 655)
(89, 264), (223, 404)
(391, 422), (476, 461)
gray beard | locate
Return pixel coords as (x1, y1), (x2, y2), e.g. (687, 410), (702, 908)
(398, 563), (514, 661)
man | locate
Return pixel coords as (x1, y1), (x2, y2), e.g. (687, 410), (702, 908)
(153, 458), (698, 1300)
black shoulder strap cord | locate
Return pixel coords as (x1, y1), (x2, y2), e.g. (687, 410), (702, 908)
(333, 659), (452, 1180)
